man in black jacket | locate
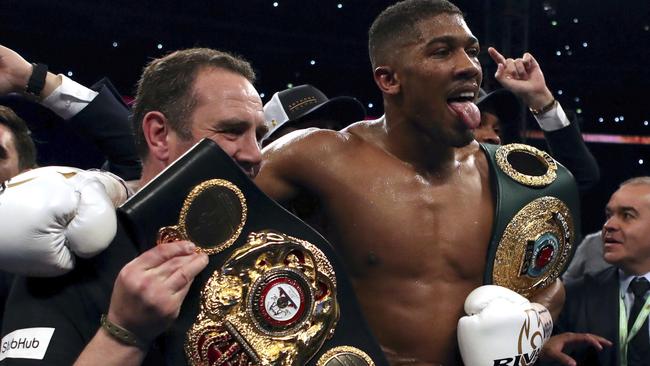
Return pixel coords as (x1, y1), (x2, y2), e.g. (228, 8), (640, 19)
(541, 177), (650, 366)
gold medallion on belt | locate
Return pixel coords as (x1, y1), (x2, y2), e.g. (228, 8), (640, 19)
(492, 196), (574, 298)
(157, 179), (247, 255)
(184, 230), (339, 365)
(492, 144), (575, 298)
(156, 177), (381, 365)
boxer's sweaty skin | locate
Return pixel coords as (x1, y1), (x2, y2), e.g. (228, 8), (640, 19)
(258, 122), (492, 365)
(258, 126), (563, 365)
(256, 13), (562, 366)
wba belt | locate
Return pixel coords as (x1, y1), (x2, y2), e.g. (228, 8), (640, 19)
(481, 143), (581, 298)
(118, 138), (387, 366)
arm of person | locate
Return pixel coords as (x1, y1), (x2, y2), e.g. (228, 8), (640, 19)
(60, 77), (142, 181)
(529, 278), (565, 322)
(540, 332), (612, 366)
(74, 241), (208, 366)
(0, 44), (89, 115)
(256, 128), (331, 203)
(73, 331), (147, 366)
(541, 118), (600, 193)
(487, 47), (600, 193)
(0, 44), (141, 181)
(0, 44), (61, 99)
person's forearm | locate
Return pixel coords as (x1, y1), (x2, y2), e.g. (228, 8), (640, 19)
(530, 279), (565, 322)
(523, 86), (554, 111)
(65, 79), (142, 180)
(41, 71), (62, 99)
(544, 122), (601, 193)
(74, 329), (147, 366)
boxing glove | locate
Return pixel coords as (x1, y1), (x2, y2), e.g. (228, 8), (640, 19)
(0, 166), (131, 276)
(457, 285), (553, 366)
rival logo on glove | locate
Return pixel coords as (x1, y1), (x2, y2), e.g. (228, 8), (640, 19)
(492, 351), (538, 366)
(492, 305), (552, 366)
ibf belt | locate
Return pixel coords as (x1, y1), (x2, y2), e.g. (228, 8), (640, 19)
(118, 139), (386, 366)
(481, 143), (581, 298)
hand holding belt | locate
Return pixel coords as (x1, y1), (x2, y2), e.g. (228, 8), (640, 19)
(118, 139), (386, 366)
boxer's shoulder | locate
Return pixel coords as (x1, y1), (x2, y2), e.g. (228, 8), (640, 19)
(259, 128), (354, 194)
(263, 125), (379, 168)
(264, 127), (348, 156)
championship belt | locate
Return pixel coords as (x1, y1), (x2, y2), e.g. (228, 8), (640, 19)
(481, 143), (581, 298)
(118, 139), (387, 366)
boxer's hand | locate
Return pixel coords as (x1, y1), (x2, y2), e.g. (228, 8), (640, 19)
(106, 241), (209, 345)
(0, 166), (131, 276)
(457, 285), (553, 366)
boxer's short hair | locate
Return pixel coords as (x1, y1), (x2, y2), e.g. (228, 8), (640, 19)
(132, 48), (255, 159)
(368, 0), (462, 68)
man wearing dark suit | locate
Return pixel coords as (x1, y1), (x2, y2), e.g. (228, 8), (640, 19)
(65, 77), (141, 181)
(540, 177), (650, 366)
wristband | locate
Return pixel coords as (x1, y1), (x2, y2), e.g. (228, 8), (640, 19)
(529, 98), (556, 116)
(25, 63), (48, 98)
(100, 314), (142, 347)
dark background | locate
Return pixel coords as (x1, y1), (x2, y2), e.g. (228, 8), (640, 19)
(1, 0), (649, 235)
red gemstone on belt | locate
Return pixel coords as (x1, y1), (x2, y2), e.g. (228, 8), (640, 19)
(535, 246), (554, 269)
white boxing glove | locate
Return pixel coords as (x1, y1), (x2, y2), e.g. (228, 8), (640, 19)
(457, 285), (553, 366)
(0, 166), (131, 276)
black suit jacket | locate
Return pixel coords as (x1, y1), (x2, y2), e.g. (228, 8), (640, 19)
(541, 267), (620, 366)
(544, 122), (600, 194)
(65, 78), (141, 180)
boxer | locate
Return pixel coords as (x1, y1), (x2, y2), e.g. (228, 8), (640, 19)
(255, 1), (569, 364)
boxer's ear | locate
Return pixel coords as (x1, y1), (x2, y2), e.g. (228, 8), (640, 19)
(373, 66), (400, 95)
(142, 111), (171, 162)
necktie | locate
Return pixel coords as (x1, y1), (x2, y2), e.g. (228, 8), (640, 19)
(628, 277), (650, 365)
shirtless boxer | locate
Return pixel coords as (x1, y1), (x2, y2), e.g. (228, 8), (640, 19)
(255, 1), (564, 364)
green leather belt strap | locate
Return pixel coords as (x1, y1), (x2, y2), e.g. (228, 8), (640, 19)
(481, 143), (581, 295)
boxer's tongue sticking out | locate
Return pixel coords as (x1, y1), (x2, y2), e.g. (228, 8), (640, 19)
(448, 92), (480, 129)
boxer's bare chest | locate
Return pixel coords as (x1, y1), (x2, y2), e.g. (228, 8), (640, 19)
(311, 145), (494, 282)
(301, 144), (495, 363)
(284, 135), (497, 363)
